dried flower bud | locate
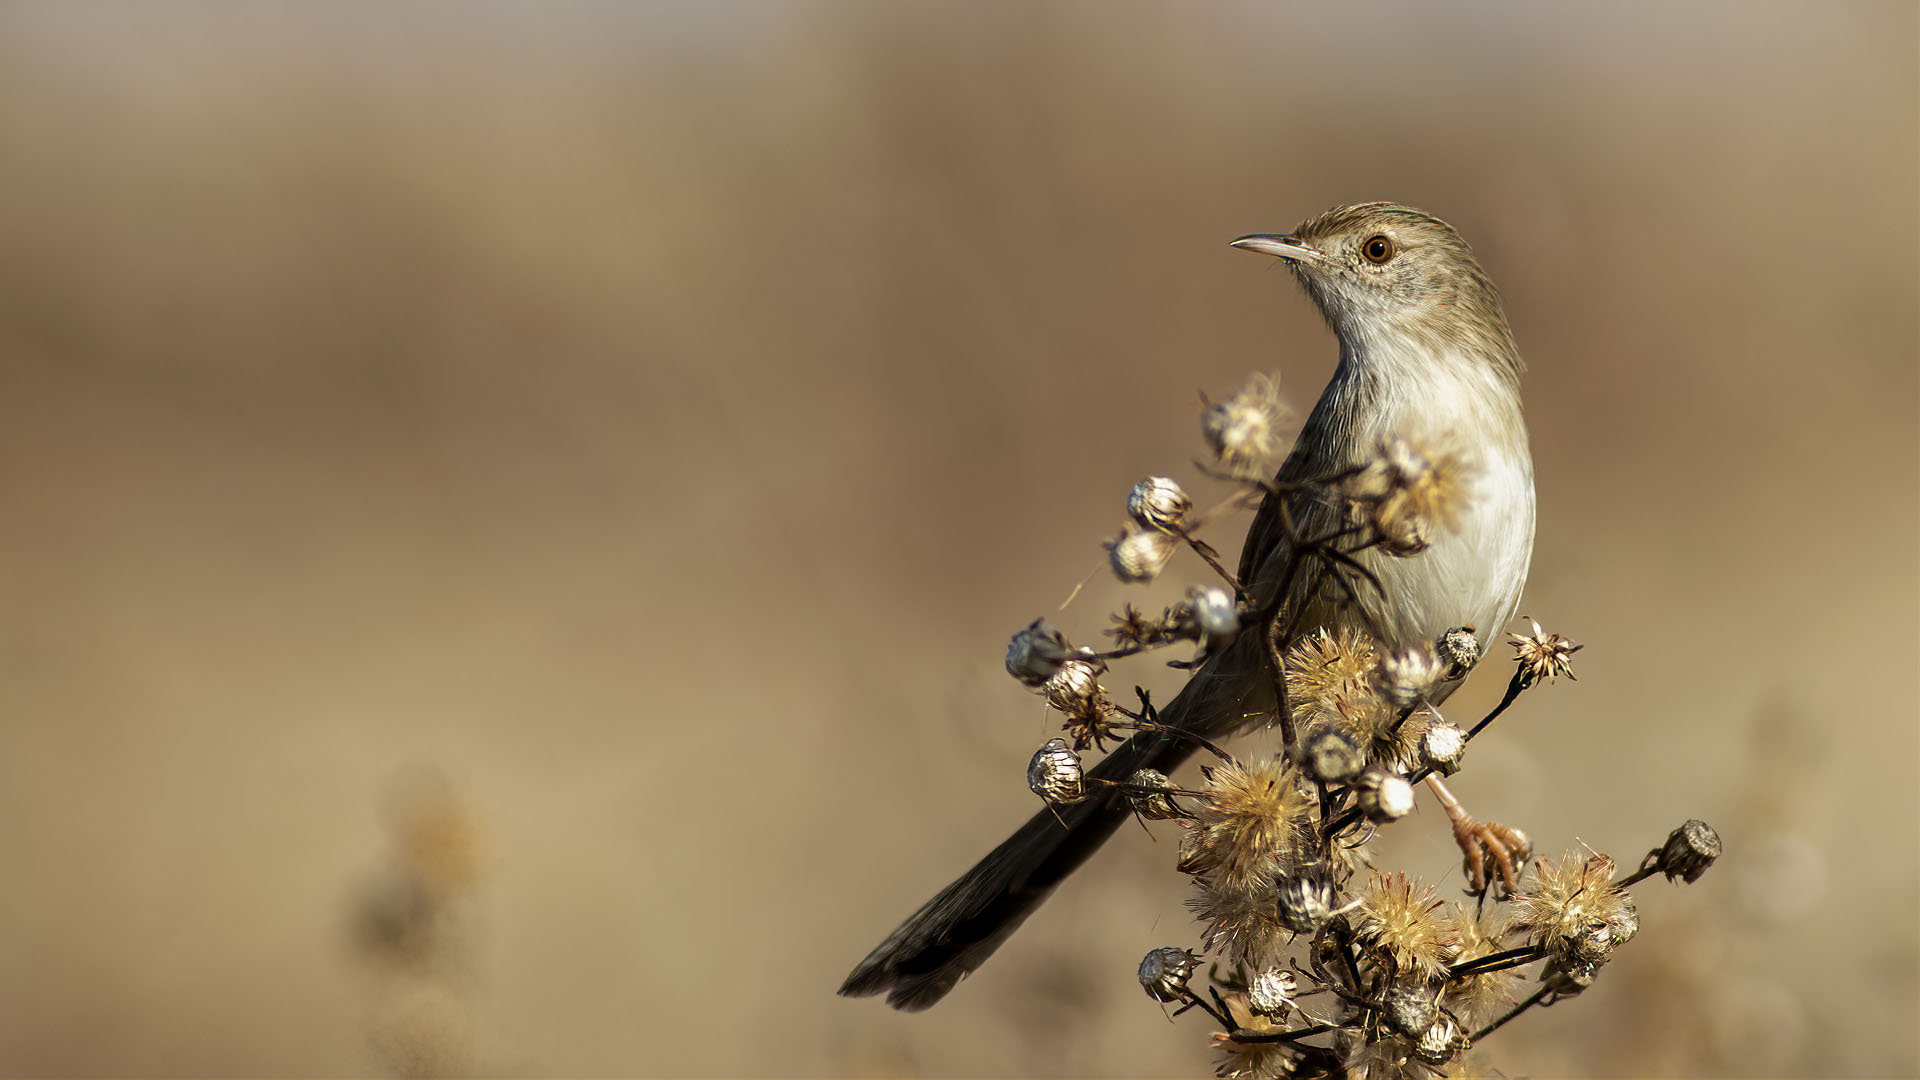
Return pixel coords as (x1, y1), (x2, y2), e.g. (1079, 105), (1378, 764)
(1353, 767), (1415, 824)
(1418, 722), (1466, 776)
(1186, 584), (1240, 642)
(1247, 969), (1298, 1017)
(1108, 526), (1177, 584)
(1125, 769), (1183, 820)
(1436, 626), (1482, 680)
(1380, 979), (1438, 1039)
(1005, 618), (1072, 687)
(1376, 645), (1442, 708)
(1044, 659), (1102, 714)
(1540, 954), (1602, 996)
(1655, 819), (1722, 883)
(1298, 725), (1364, 784)
(1127, 476), (1192, 533)
(1137, 946), (1197, 1002)
(1276, 873), (1337, 933)
(1412, 1015), (1465, 1066)
(1510, 616), (1581, 688)
(1201, 373), (1288, 477)
(1027, 738), (1086, 804)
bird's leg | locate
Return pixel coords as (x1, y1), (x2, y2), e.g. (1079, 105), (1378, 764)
(1422, 774), (1528, 898)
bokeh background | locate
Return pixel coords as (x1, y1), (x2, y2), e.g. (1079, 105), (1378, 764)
(0, 2), (1913, 1077)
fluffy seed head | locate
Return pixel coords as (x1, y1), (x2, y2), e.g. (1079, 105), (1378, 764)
(1108, 526), (1178, 584)
(1441, 903), (1521, 1028)
(1201, 373), (1289, 478)
(1513, 850), (1633, 963)
(1284, 627), (1378, 720)
(1347, 435), (1470, 557)
(1182, 758), (1314, 888)
(1005, 618), (1072, 687)
(1355, 873), (1456, 980)
(1127, 476), (1192, 533)
(1027, 739), (1086, 804)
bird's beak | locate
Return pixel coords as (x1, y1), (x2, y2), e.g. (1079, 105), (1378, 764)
(1230, 234), (1321, 264)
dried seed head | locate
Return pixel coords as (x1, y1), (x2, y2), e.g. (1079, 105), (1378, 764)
(1380, 978), (1439, 1039)
(1005, 618), (1073, 687)
(1284, 627), (1378, 719)
(1187, 875), (1290, 966)
(1541, 954), (1602, 996)
(1441, 903), (1520, 1028)
(1412, 1015), (1465, 1066)
(1108, 526), (1178, 584)
(1353, 767), (1415, 824)
(1655, 819), (1723, 883)
(1356, 873), (1455, 981)
(1436, 626), (1482, 680)
(1347, 435), (1469, 558)
(1298, 725), (1364, 784)
(1273, 873), (1336, 934)
(1043, 659), (1102, 714)
(1247, 969), (1298, 1017)
(1185, 584), (1241, 643)
(1510, 616), (1581, 688)
(1137, 946), (1198, 1003)
(1027, 738), (1086, 805)
(1201, 373), (1289, 478)
(1126, 769), (1184, 820)
(1183, 759), (1314, 888)
(1514, 850), (1633, 962)
(1376, 644), (1443, 708)
(1127, 476), (1192, 533)
(1418, 722), (1467, 777)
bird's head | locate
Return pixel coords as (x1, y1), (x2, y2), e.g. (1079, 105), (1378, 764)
(1232, 203), (1518, 375)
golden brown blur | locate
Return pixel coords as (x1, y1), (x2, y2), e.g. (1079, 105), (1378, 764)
(0, 3), (1913, 1076)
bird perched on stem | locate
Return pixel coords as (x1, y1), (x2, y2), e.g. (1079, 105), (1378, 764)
(840, 202), (1535, 1010)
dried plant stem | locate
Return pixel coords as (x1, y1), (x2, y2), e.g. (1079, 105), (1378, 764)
(1472, 984), (1553, 1042)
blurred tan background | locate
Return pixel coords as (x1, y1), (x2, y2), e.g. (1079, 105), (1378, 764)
(0, 2), (1913, 1076)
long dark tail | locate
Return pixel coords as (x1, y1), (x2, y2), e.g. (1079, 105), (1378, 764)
(838, 633), (1268, 1010)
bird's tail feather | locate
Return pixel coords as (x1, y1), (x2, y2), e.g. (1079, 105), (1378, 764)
(837, 634), (1267, 1010)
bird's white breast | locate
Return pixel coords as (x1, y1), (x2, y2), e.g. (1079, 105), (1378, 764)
(1347, 346), (1536, 654)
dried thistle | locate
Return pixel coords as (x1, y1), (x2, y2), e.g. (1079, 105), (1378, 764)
(1181, 758), (1314, 889)
(1509, 616), (1580, 688)
(1354, 873), (1456, 981)
(1201, 373), (1289, 479)
(1512, 850), (1632, 963)
(1139, 946), (1199, 1002)
(1284, 627), (1378, 720)
(1187, 875), (1292, 967)
(1441, 903), (1520, 1028)
(1346, 434), (1471, 556)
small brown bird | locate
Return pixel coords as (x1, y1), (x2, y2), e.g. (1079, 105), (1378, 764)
(840, 203), (1535, 1010)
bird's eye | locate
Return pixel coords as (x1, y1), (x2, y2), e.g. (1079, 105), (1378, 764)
(1361, 234), (1395, 265)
